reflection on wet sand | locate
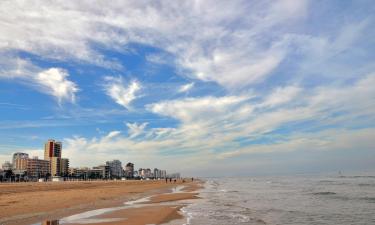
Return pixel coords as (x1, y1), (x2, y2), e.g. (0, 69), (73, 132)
(35, 184), (201, 225)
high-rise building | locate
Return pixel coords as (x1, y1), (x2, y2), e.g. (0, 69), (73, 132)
(12, 152), (29, 170)
(154, 168), (160, 179)
(60, 158), (69, 176)
(27, 157), (50, 178)
(125, 162), (134, 178)
(106, 160), (123, 178)
(44, 140), (62, 176)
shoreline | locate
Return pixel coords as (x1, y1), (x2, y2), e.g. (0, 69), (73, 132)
(0, 179), (204, 225)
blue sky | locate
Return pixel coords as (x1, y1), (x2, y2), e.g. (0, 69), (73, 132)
(0, 0), (374, 176)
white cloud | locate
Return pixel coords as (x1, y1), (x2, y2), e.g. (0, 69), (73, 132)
(36, 68), (78, 104)
(0, 0), (311, 89)
(58, 73), (375, 173)
(104, 76), (141, 110)
(260, 85), (301, 108)
(126, 122), (148, 139)
(178, 82), (194, 93)
(147, 95), (249, 122)
(0, 55), (78, 104)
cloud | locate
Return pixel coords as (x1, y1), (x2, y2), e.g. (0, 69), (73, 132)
(259, 85), (301, 108)
(0, 0), (311, 89)
(147, 95), (249, 122)
(126, 122), (148, 139)
(104, 76), (141, 110)
(0, 55), (78, 104)
(36, 68), (79, 104)
(178, 82), (194, 93)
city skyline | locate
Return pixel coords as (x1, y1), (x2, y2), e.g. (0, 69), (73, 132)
(1, 139), (175, 181)
(0, 0), (374, 176)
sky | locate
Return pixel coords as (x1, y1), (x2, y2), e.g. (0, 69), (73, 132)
(0, 0), (374, 176)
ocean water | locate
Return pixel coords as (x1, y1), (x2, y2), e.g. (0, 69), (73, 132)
(181, 175), (375, 225)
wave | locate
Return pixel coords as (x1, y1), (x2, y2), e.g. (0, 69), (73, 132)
(339, 175), (375, 179)
(360, 197), (375, 203)
(358, 183), (375, 187)
(313, 191), (337, 195)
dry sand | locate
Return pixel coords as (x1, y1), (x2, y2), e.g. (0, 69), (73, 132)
(0, 180), (202, 225)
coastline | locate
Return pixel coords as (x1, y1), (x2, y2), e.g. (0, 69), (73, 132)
(0, 179), (203, 225)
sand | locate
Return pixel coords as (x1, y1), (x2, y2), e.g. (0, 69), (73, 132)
(0, 180), (202, 225)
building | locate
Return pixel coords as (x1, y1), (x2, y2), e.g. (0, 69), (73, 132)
(26, 157), (50, 178)
(153, 168), (167, 179)
(124, 162), (134, 178)
(92, 165), (110, 179)
(154, 168), (160, 179)
(44, 139), (62, 176)
(12, 152), (29, 170)
(160, 170), (167, 179)
(60, 158), (69, 176)
(106, 160), (123, 178)
(2, 161), (12, 170)
(145, 168), (152, 178)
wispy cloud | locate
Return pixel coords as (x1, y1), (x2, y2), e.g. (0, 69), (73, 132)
(178, 82), (194, 93)
(104, 76), (141, 110)
(61, 73), (375, 172)
(0, 55), (78, 104)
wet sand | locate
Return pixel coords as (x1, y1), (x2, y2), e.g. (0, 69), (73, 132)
(0, 180), (202, 225)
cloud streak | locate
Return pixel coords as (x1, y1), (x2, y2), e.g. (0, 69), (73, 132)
(104, 76), (141, 110)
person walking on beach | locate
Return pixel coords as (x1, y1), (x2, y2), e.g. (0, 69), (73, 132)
(192, 177), (194, 182)
(165, 178), (168, 183)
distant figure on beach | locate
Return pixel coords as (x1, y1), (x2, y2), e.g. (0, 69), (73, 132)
(165, 178), (168, 183)
(169, 178), (172, 183)
(192, 177), (194, 182)
(174, 179), (176, 183)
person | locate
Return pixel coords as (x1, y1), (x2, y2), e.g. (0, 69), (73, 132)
(165, 178), (168, 183)
(174, 179), (176, 183)
(191, 177), (194, 182)
(169, 178), (172, 183)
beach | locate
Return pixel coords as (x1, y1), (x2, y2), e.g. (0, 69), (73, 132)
(0, 180), (202, 225)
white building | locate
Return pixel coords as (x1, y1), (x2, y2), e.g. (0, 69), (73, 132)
(106, 160), (123, 178)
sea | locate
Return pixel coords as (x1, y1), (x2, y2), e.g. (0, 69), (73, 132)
(177, 175), (375, 225)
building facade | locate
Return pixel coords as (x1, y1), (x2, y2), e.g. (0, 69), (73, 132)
(92, 165), (110, 179)
(12, 152), (29, 171)
(2, 161), (12, 170)
(124, 162), (134, 178)
(44, 140), (62, 176)
(26, 157), (50, 178)
(60, 158), (69, 176)
(106, 160), (123, 178)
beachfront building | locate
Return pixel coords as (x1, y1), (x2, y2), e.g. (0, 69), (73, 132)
(2, 161), (12, 170)
(26, 157), (50, 179)
(69, 166), (110, 180)
(138, 168), (153, 179)
(44, 139), (62, 176)
(92, 165), (110, 179)
(153, 168), (167, 179)
(12, 152), (29, 170)
(124, 162), (134, 178)
(60, 158), (69, 177)
(106, 160), (123, 178)
(160, 170), (167, 179)
(154, 168), (160, 179)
